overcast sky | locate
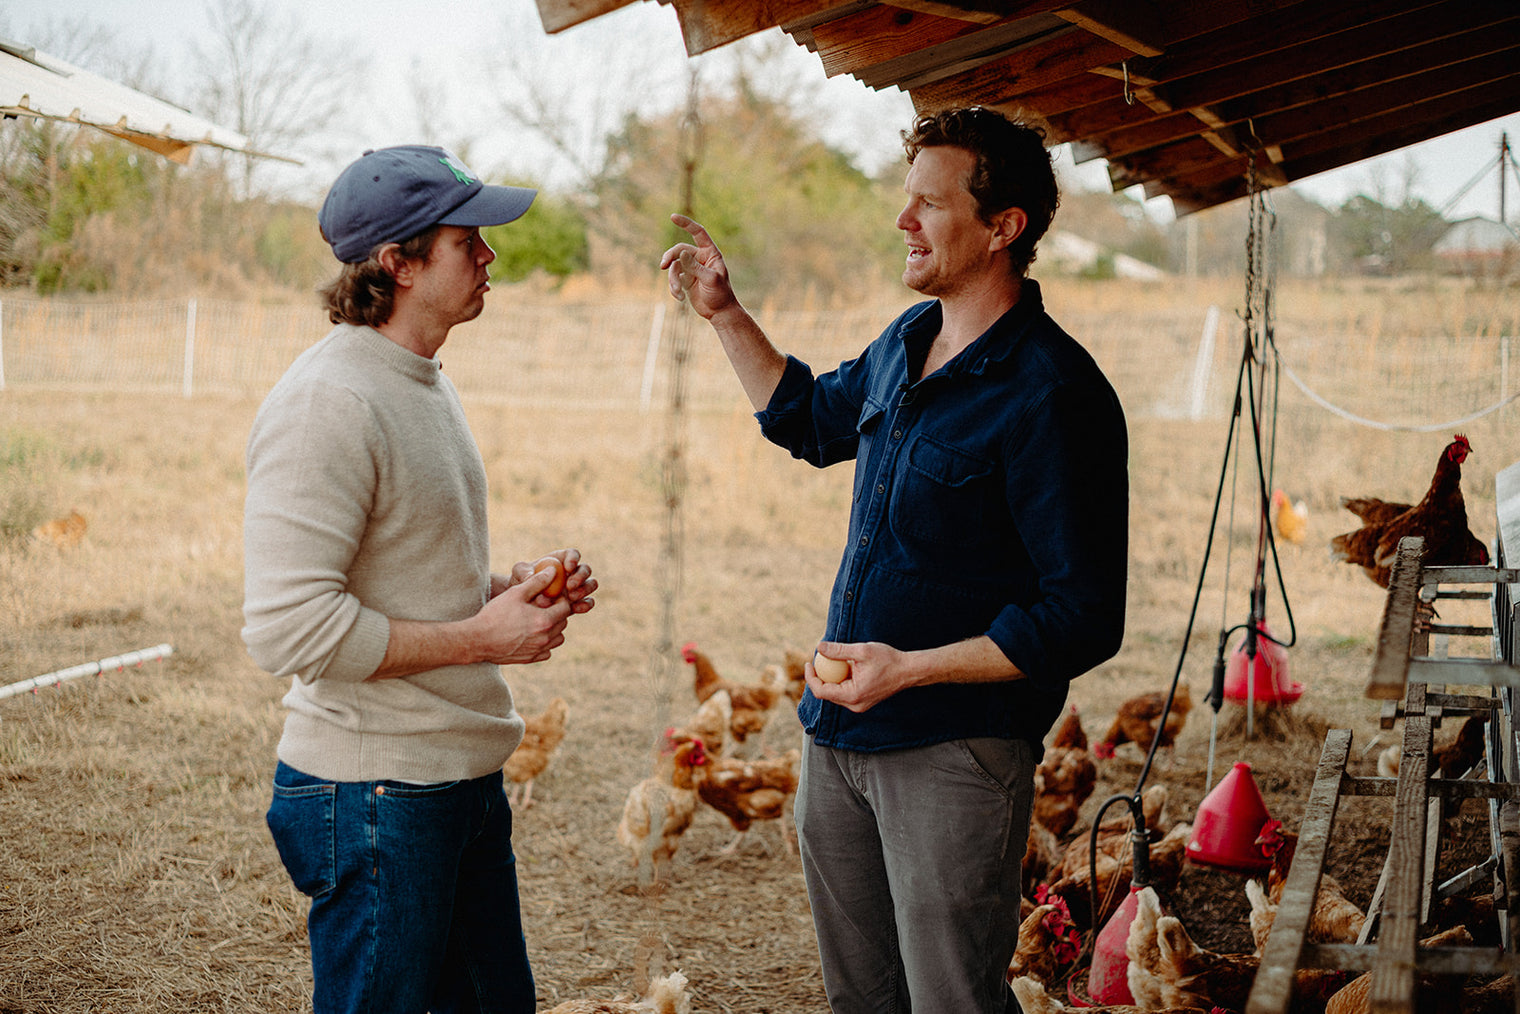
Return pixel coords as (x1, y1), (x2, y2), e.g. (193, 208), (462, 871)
(10, 0), (1520, 224)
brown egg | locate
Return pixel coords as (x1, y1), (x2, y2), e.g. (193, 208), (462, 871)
(532, 557), (567, 598)
(813, 651), (851, 684)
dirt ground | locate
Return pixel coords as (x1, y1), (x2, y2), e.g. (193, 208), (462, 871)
(1, 351), (1512, 1011)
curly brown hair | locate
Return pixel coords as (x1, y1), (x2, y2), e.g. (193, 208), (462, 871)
(317, 226), (441, 327)
(902, 108), (1058, 277)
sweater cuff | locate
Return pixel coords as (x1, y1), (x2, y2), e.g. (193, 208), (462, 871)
(322, 605), (392, 683)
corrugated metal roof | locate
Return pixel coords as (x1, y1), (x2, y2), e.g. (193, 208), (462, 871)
(0, 37), (295, 165)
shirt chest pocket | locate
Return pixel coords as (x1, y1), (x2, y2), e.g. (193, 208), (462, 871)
(893, 433), (996, 547)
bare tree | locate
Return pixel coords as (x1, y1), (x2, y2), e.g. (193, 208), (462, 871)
(191, 0), (366, 198)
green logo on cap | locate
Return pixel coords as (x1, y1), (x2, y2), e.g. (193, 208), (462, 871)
(439, 154), (475, 185)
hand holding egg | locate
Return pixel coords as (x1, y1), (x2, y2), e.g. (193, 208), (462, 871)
(813, 650), (851, 684)
(532, 557), (567, 600)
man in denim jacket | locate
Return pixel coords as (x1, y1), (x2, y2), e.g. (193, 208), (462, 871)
(661, 108), (1128, 1013)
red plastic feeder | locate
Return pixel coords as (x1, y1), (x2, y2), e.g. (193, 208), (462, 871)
(1224, 622), (1302, 705)
(1085, 884), (1142, 1005)
(1187, 762), (1275, 873)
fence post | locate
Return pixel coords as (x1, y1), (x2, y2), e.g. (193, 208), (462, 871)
(640, 301), (666, 414)
(183, 297), (197, 399)
(1188, 304), (1220, 419)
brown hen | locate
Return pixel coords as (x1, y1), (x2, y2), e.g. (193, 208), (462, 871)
(1033, 704), (1098, 836)
(1094, 681), (1192, 764)
(504, 697), (569, 809)
(1330, 434), (1489, 588)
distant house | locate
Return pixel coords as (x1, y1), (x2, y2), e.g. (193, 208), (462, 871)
(1433, 217), (1519, 277)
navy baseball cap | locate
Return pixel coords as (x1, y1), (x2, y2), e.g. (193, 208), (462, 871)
(319, 145), (537, 263)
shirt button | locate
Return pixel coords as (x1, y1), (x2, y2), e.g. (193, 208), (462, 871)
(845, 590), (853, 601)
(892, 429), (903, 439)
(859, 536), (868, 547)
(875, 483), (885, 494)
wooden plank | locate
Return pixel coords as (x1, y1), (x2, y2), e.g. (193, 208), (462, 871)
(1150, 9), (1519, 120)
(852, 15), (1074, 88)
(888, 0), (1009, 24)
(1245, 729), (1352, 1014)
(889, 19), (1083, 91)
(1061, 15), (1519, 161)
(1368, 539), (1425, 701)
(1408, 658), (1520, 689)
(534, 0), (638, 34)
(1503, 801), (1520, 952)
(666, 0), (853, 55)
(1055, 0), (1165, 57)
(808, 6), (992, 76)
(1369, 714), (1432, 1014)
(906, 29), (1131, 109)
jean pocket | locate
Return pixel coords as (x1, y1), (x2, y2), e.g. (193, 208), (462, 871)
(266, 779), (337, 898)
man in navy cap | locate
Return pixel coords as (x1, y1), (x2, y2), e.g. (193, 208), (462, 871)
(242, 145), (597, 1013)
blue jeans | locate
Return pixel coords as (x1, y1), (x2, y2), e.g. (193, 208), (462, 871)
(266, 762), (535, 1014)
(795, 737), (1033, 1014)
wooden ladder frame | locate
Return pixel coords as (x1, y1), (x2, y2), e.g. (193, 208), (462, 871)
(1245, 528), (1520, 1014)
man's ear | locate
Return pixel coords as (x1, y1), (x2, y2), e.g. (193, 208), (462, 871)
(988, 207), (1029, 254)
(376, 243), (413, 286)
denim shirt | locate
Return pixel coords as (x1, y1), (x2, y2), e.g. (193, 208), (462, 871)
(757, 280), (1129, 752)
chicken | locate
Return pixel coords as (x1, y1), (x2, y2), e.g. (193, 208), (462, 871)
(1008, 895), (1082, 988)
(1434, 713), (1487, 778)
(1255, 829), (1366, 945)
(616, 738), (705, 888)
(1008, 975), (1216, 1014)
(543, 970), (691, 1014)
(1322, 926), (1475, 1014)
(683, 738), (800, 854)
(1330, 434), (1490, 588)
(1374, 715), (1486, 784)
(1023, 818), (1063, 896)
(1127, 885), (1259, 1013)
(1272, 488), (1309, 545)
(1046, 820), (1192, 931)
(1094, 680), (1192, 764)
(1033, 704), (1098, 836)
(32, 509), (87, 549)
(777, 648), (810, 705)
(669, 689), (733, 757)
(681, 642), (785, 755)
(503, 697), (569, 808)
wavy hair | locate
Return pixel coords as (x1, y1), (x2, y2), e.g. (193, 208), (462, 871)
(318, 226), (441, 327)
(902, 108), (1059, 276)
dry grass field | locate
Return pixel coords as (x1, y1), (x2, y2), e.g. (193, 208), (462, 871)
(0, 276), (1516, 1012)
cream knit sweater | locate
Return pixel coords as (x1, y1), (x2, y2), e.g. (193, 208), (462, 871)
(242, 324), (525, 783)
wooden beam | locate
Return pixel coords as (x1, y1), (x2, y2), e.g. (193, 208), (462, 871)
(1137, 75), (1520, 207)
(860, 16), (1075, 89)
(1109, 49), (1519, 195)
(1055, 0), (1164, 57)
(534, 0), (639, 34)
(667, 0), (855, 54)
(817, 11), (1071, 85)
(1156, 12), (1520, 123)
(1062, 20), (1519, 161)
(1368, 713), (1431, 1013)
(533, 0), (641, 33)
(1244, 729), (1353, 1014)
(1118, 0), (1444, 91)
(809, 6), (991, 77)
(907, 29), (1130, 110)
(888, 0), (1007, 24)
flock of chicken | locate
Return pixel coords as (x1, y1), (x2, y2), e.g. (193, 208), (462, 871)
(502, 432), (1499, 1012)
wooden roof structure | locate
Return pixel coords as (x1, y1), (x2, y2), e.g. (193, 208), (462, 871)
(533, 0), (1520, 215)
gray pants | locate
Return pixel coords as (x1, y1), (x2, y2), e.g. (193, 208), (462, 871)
(795, 735), (1034, 1014)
